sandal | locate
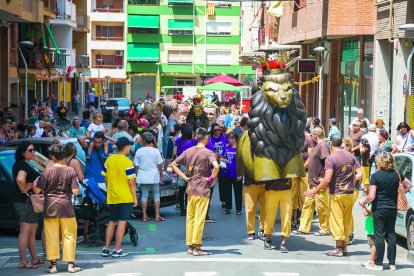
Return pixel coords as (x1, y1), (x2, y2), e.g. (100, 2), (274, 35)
(156, 216), (165, 222)
(326, 247), (344, 257)
(68, 262), (84, 273)
(223, 209), (230, 214)
(45, 262), (57, 274)
(142, 217), (150, 222)
(32, 258), (45, 266)
(19, 262), (38, 269)
(192, 247), (212, 256)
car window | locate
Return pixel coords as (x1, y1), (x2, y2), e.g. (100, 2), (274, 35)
(106, 100), (117, 107)
(0, 153), (15, 178)
(75, 142), (86, 163)
(395, 156), (413, 182)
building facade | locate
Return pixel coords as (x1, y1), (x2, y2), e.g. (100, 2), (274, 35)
(278, 0), (376, 136)
(374, 0), (414, 135)
(126, 0), (254, 101)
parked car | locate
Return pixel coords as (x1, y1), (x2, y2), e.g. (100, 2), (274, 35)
(393, 153), (414, 250)
(3, 138), (178, 211)
(0, 147), (49, 230)
(102, 98), (131, 122)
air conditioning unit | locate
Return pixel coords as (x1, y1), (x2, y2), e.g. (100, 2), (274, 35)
(115, 50), (123, 56)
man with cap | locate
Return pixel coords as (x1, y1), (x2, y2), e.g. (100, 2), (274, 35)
(101, 137), (136, 258)
(350, 121), (365, 162)
(327, 118), (340, 140)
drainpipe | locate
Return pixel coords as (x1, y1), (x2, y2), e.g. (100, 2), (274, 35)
(388, 0), (394, 43)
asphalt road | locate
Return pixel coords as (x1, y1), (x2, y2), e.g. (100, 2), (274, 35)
(0, 190), (413, 276)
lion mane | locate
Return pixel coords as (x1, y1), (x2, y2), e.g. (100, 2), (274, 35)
(186, 107), (209, 130)
(248, 74), (307, 167)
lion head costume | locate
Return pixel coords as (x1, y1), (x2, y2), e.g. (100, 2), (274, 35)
(237, 67), (307, 181)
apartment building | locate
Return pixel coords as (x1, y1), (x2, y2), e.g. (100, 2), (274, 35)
(374, 0), (414, 134)
(126, 0), (254, 101)
(278, 0), (375, 136)
(88, 0), (127, 98)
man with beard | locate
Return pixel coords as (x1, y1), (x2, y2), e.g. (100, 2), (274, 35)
(305, 135), (362, 257)
(295, 127), (330, 236)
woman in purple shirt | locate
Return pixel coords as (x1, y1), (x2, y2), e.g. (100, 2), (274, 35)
(221, 132), (242, 215)
(209, 123), (228, 207)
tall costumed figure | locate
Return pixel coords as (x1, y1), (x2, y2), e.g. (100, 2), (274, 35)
(237, 54), (307, 182)
(186, 93), (209, 130)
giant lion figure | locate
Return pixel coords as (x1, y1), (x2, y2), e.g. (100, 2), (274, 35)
(237, 72), (307, 181)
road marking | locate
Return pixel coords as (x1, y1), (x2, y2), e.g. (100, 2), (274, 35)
(107, 274), (141, 276)
(184, 272), (218, 276)
(337, 275), (375, 276)
(263, 273), (299, 276)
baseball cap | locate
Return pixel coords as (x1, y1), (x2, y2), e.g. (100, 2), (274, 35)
(116, 137), (134, 148)
(329, 118), (337, 124)
(368, 124), (377, 131)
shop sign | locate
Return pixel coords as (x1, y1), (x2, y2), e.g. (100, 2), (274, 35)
(297, 59), (316, 73)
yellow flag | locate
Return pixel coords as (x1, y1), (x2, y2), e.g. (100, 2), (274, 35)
(267, 1), (283, 18)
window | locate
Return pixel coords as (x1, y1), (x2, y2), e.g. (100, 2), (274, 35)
(168, 19), (193, 36)
(206, 50), (231, 65)
(294, 0), (307, 11)
(206, 22), (231, 36)
(395, 156), (413, 182)
(168, 50), (193, 64)
(95, 26), (123, 40)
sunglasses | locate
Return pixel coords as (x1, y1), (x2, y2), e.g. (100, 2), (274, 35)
(213, 129), (221, 132)
(26, 149), (35, 153)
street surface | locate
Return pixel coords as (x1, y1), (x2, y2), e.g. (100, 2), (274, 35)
(0, 190), (412, 276)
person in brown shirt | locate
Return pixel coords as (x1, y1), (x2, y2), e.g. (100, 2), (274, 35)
(171, 127), (219, 256)
(291, 120), (315, 230)
(296, 127), (330, 235)
(350, 121), (365, 161)
(34, 144), (82, 273)
(305, 135), (362, 257)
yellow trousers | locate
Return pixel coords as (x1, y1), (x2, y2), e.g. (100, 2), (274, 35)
(362, 166), (370, 185)
(264, 189), (292, 237)
(330, 193), (354, 242)
(291, 176), (307, 210)
(186, 194), (209, 246)
(44, 217), (77, 262)
(243, 184), (266, 234)
(299, 186), (330, 234)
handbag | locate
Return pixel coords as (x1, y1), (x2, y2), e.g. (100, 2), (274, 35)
(27, 193), (45, 213)
(396, 171), (409, 211)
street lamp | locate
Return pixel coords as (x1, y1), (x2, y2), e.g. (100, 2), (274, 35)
(399, 23), (414, 121)
(18, 41), (34, 119)
(313, 46), (329, 121)
(155, 62), (161, 101)
(96, 58), (103, 109)
(79, 54), (89, 109)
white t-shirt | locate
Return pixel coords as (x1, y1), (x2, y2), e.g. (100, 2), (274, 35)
(133, 147), (163, 184)
(87, 122), (105, 138)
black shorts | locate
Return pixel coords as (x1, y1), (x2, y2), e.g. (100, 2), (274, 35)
(108, 203), (133, 222)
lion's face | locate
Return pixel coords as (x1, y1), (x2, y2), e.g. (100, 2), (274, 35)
(262, 79), (293, 109)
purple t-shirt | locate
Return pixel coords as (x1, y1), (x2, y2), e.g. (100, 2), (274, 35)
(180, 138), (214, 155)
(209, 134), (227, 155)
(221, 146), (237, 178)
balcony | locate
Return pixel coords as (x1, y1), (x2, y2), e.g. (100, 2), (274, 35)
(50, 0), (77, 28)
(93, 0), (124, 12)
(43, 0), (57, 17)
(92, 35), (124, 41)
(128, 0), (159, 4)
(75, 13), (90, 32)
(47, 48), (77, 72)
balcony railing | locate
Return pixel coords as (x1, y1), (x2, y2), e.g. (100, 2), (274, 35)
(44, 0), (57, 14)
(92, 64), (124, 69)
(93, 6), (124, 13)
(92, 35), (124, 41)
(128, 0), (159, 4)
(56, 0), (77, 23)
(48, 48), (76, 69)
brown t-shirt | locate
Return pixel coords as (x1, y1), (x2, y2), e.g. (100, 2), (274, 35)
(301, 133), (315, 162)
(325, 150), (361, 195)
(307, 141), (330, 186)
(350, 130), (365, 157)
(35, 165), (79, 218)
(175, 146), (217, 198)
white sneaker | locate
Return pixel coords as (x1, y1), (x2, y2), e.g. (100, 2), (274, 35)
(365, 264), (383, 271)
(389, 265), (396, 271)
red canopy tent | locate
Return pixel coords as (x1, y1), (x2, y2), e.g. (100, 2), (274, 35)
(205, 74), (243, 86)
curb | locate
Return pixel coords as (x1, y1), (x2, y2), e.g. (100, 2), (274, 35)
(408, 250), (414, 264)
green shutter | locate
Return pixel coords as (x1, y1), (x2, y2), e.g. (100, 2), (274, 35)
(127, 43), (159, 62)
(168, 19), (193, 30)
(168, 0), (194, 5)
(341, 40), (359, 62)
(128, 15), (159, 29)
(41, 25), (48, 50)
(44, 23), (60, 54)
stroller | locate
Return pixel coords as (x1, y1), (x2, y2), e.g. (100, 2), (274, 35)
(77, 178), (138, 247)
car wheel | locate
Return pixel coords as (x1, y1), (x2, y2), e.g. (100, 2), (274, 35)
(408, 214), (414, 251)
